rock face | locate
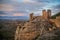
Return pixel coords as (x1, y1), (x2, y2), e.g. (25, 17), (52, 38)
(15, 18), (57, 40)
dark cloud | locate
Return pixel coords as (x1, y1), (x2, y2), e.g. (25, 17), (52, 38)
(52, 4), (60, 12)
(12, 11), (28, 14)
(0, 0), (60, 17)
(51, 4), (60, 15)
(32, 0), (60, 3)
(54, 5), (60, 9)
(13, 2), (47, 13)
(32, 0), (49, 3)
(0, 0), (12, 4)
(0, 11), (6, 14)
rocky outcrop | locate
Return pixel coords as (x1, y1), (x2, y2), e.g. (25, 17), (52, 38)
(15, 18), (57, 40)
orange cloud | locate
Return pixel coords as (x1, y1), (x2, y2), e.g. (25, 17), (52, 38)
(0, 14), (7, 16)
(12, 13), (26, 16)
(13, 0), (34, 3)
(23, 0), (35, 3)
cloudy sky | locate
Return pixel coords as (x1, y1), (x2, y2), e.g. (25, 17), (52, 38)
(0, 0), (60, 19)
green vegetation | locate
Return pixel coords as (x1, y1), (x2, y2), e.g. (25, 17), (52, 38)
(51, 12), (60, 19)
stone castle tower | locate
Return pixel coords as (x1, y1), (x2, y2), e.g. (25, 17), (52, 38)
(42, 10), (47, 19)
(30, 13), (33, 21)
(47, 9), (51, 18)
(43, 9), (51, 19)
(30, 9), (51, 20)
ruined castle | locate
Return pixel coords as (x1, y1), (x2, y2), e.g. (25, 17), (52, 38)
(29, 9), (60, 27)
(15, 9), (60, 40)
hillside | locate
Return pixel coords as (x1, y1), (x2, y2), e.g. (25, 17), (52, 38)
(51, 12), (60, 19)
(15, 18), (58, 40)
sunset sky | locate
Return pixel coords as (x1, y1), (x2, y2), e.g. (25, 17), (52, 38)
(0, 0), (60, 19)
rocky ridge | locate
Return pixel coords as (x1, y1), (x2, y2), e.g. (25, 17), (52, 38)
(15, 18), (57, 40)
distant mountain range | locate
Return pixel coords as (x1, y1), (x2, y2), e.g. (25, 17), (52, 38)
(0, 16), (29, 20)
